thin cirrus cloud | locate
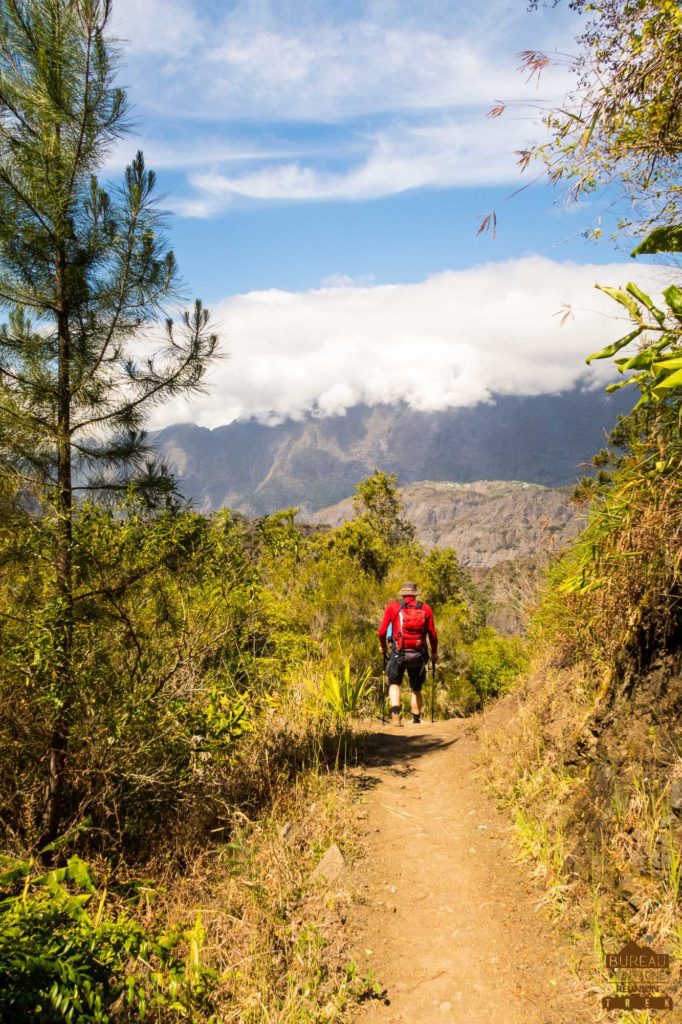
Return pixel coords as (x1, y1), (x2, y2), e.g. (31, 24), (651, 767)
(177, 115), (527, 215)
(109, 0), (577, 214)
(148, 257), (664, 430)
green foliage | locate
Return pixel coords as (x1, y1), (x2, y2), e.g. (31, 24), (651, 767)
(631, 224), (682, 256)
(0, 854), (215, 1023)
(0, 470), (501, 854)
(534, 230), (682, 684)
(336, 517), (390, 581)
(352, 470), (414, 546)
(586, 242), (682, 421)
(465, 628), (529, 702)
(421, 548), (464, 606)
(522, 0), (682, 233)
(317, 659), (372, 721)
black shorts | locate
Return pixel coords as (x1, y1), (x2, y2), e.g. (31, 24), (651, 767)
(386, 651), (427, 691)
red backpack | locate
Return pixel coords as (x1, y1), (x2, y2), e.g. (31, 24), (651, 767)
(395, 599), (428, 654)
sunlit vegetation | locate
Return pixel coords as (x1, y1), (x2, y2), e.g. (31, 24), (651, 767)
(0, 464), (523, 1021)
(485, 225), (681, 1011)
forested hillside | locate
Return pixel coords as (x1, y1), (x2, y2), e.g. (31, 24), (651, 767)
(1, 462), (525, 1019)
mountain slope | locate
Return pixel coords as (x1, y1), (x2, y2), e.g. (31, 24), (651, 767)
(154, 387), (632, 514)
(308, 480), (580, 567)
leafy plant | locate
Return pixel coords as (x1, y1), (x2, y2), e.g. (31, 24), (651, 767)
(586, 225), (682, 423)
(0, 853), (216, 1022)
(538, 226), (682, 682)
(465, 628), (528, 701)
(319, 659), (373, 720)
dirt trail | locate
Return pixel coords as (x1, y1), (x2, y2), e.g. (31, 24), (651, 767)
(344, 714), (597, 1024)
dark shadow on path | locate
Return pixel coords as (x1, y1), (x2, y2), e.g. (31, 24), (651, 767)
(350, 726), (459, 789)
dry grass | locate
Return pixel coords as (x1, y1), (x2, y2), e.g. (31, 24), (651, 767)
(142, 761), (373, 1023)
(538, 448), (682, 692)
(479, 651), (682, 1020)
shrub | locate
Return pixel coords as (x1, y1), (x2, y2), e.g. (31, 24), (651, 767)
(466, 628), (529, 701)
(0, 854), (216, 1023)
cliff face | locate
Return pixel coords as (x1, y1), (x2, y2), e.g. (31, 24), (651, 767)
(153, 388), (632, 514)
(309, 480), (581, 568)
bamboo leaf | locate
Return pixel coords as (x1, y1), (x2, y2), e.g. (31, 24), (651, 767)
(631, 225), (682, 256)
(617, 349), (656, 370)
(652, 367), (682, 396)
(595, 284), (642, 320)
(653, 357), (682, 371)
(663, 284), (682, 317)
(585, 326), (644, 364)
(625, 282), (666, 324)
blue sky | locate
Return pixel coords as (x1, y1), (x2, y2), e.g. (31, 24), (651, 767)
(106, 0), (657, 427)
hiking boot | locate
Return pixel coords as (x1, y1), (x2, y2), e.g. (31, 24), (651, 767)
(412, 713), (421, 724)
(391, 711), (402, 727)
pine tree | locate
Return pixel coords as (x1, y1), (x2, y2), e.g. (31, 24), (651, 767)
(0, 0), (217, 845)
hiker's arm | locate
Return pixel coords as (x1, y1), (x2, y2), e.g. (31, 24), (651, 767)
(378, 605), (392, 654)
(426, 606), (438, 663)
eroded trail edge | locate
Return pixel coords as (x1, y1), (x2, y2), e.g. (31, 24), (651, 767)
(343, 715), (596, 1024)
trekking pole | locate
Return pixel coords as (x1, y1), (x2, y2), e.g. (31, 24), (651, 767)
(380, 652), (387, 724)
(430, 659), (435, 723)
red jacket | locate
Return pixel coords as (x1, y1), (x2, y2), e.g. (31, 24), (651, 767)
(378, 595), (438, 660)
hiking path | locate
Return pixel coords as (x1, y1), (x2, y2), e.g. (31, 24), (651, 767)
(343, 711), (598, 1024)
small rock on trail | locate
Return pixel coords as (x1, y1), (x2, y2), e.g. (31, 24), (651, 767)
(309, 842), (346, 886)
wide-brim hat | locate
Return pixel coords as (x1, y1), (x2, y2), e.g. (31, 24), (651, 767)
(399, 581), (419, 596)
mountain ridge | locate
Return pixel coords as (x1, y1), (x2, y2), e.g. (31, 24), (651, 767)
(154, 387), (631, 515)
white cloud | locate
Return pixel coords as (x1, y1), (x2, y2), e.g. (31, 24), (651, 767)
(108, 0), (578, 210)
(148, 257), (667, 429)
(116, 1), (573, 122)
(111, 0), (201, 57)
(321, 273), (376, 288)
(203, 21), (537, 121)
(175, 115), (529, 215)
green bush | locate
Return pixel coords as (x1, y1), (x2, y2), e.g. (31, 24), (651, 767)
(0, 470), (510, 857)
(466, 629), (528, 701)
(0, 853), (216, 1023)
(318, 659), (373, 721)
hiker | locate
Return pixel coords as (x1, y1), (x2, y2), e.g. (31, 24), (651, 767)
(378, 581), (438, 726)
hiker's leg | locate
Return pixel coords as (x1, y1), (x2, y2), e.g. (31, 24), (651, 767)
(388, 683), (401, 709)
(387, 659), (403, 716)
(387, 661), (404, 720)
(408, 665), (425, 718)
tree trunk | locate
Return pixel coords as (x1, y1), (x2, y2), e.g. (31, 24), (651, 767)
(39, 287), (73, 851)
